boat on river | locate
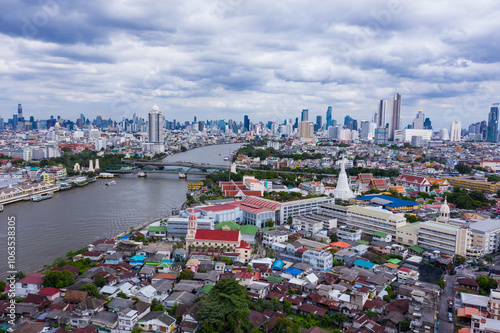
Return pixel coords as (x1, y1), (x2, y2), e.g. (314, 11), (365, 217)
(31, 193), (53, 202)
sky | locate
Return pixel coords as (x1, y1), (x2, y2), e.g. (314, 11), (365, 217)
(0, 0), (499, 130)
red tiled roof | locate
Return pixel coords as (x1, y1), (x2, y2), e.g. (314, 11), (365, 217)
(17, 273), (45, 285)
(396, 174), (430, 185)
(38, 287), (60, 296)
(195, 229), (240, 242)
(243, 196), (281, 210)
(298, 303), (327, 316)
(82, 251), (102, 257)
(398, 267), (412, 273)
(198, 204), (237, 212)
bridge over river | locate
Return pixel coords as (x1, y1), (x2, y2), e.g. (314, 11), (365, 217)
(102, 161), (231, 176)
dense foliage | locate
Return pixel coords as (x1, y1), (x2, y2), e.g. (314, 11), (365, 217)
(42, 271), (74, 288)
(445, 187), (494, 210)
(197, 278), (251, 332)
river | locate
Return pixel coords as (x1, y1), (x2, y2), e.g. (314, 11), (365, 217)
(0, 143), (243, 280)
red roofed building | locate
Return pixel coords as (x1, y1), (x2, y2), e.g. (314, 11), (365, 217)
(38, 287), (61, 301)
(395, 174), (431, 193)
(186, 214), (250, 260)
(15, 273), (45, 297)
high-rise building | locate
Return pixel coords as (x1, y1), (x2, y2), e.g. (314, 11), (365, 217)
(148, 104), (163, 143)
(450, 121), (462, 142)
(423, 118), (432, 130)
(298, 121), (314, 140)
(388, 92), (401, 141)
(377, 100), (387, 128)
(244, 115), (250, 132)
(412, 110), (425, 129)
(326, 106), (332, 128)
(487, 104), (499, 143)
(18, 104), (23, 120)
(315, 115), (322, 131)
(301, 109), (309, 122)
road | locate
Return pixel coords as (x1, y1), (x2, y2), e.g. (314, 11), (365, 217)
(438, 274), (455, 333)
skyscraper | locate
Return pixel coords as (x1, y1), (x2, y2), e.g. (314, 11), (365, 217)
(18, 104), (22, 120)
(315, 115), (322, 131)
(412, 110), (425, 129)
(487, 104), (499, 143)
(423, 118), (432, 130)
(301, 109), (309, 122)
(388, 92), (401, 141)
(243, 115), (250, 132)
(326, 106), (332, 128)
(377, 100), (386, 128)
(450, 121), (462, 142)
(148, 104), (163, 143)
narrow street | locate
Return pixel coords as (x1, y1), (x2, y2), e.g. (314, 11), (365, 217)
(438, 274), (455, 333)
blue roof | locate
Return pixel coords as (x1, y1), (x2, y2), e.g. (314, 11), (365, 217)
(129, 255), (146, 262)
(283, 267), (303, 276)
(272, 260), (284, 270)
(120, 234), (132, 239)
(29, 167), (39, 171)
(355, 194), (418, 208)
(353, 259), (376, 268)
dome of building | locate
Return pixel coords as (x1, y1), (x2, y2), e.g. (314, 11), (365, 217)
(440, 198), (450, 215)
(152, 104), (160, 111)
(188, 213), (197, 222)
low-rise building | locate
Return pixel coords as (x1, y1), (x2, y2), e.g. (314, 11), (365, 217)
(302, 250), (333, 271)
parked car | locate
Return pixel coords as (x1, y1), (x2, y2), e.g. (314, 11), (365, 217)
(448, 313), (453, 323)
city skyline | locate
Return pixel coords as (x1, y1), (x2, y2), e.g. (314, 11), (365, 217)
(1, 1), (500, 129)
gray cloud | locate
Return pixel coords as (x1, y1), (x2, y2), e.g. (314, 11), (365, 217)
(0, 0), (499, 129)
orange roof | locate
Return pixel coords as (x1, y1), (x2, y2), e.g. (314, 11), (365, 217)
(384, 263), (399, 269)
(390, 186), (406, 193)
(153, 273), (178, 280)
(457, 307), (487, 318)
(458, 329), (470, 333)
(330, 241), (351, 249)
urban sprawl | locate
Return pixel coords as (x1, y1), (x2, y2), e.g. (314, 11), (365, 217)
(4, 97), (500, 333)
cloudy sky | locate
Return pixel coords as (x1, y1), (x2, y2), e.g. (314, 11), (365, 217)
(0, 0), (499, 129)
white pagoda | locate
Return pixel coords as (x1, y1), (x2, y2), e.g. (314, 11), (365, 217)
(334, 156), (354, 201)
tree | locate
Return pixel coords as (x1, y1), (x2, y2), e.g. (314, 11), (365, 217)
(168, 301), (178, 316)
(436, 279), (446, 289)
(153, 303), (166, 312)
(455, 255), (466, 266)
(331, 313), (347, 328)
(221, 256), (233, 265)
(197, 278), (251, 332)
(405, 214), (418, 223)
(179, 269), (195, 280)
(400, 318), (411, 331)
(131, 327), (142, 333)
(283, 300), (292, 315)
(265, 219), (275, 228)
(271, 317), (300, 333)
(94, 275), (108, 288)
(455, 163), (472, 174)
(80, 283), (100, 298)
(0, 280), (6, 293)
(117, 291), (129, 299)
(484, 255), (494, 264)
(488, 175), (500, 182)
(330, 233), (338, 242)
(42, 271), (74, 288)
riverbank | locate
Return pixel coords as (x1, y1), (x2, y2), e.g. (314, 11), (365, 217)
(0, 144), (239, 280)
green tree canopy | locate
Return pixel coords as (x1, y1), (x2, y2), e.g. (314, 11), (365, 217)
(179, 269), (195, 280)
(80, 283), (100, 298)
(197, 278), (251, 332)
(94, 275), (108, 288)
(43, 271), (74, 289)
